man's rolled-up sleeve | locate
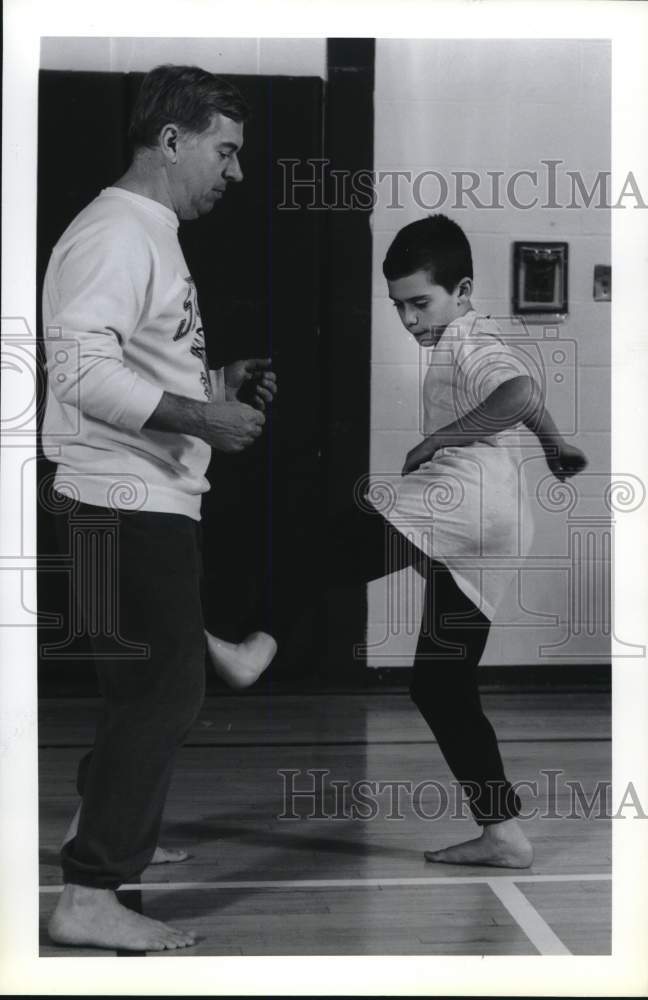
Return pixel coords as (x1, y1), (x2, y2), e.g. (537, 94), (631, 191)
(208, 367), (226, 402)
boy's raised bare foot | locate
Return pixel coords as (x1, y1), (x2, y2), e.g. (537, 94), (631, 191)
(48, 884), (196, 952)
(205, 630), (277, 690)
(424, 818), (534, 868)
(62, 807), (189, 865)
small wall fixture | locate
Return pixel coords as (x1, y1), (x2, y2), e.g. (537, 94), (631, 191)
(593, 265), (611, 301)
(512, 241), (568, 317)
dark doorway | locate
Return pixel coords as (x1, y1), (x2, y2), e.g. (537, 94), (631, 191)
(36, 69), (326, 686)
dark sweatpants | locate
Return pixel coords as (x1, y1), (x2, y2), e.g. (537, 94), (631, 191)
(54, 501), (206, 890)
(326, 504), (521, 825)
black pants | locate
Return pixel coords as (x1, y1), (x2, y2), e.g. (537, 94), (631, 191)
(326, 505), (521, 825)
(54, 501), (206, 889)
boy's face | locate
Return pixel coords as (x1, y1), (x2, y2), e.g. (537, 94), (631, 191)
(387, 269), (463, 346)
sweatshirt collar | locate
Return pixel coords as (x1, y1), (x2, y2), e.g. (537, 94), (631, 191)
(102, 186), (179, 230)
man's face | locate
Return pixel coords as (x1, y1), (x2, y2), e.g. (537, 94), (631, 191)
(173, 113), (244, 220)
(387, 269), (460, 346)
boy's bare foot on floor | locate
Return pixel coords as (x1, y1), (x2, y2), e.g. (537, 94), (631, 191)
(424, 818), (534, 868)
(62, 807), (189, 865)
(48, 885), (196, 952)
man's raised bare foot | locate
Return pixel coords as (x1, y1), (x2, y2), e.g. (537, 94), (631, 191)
(205, 630), (277, 690)
(48, 884), (196, 952)
(62, 807), (189, 865)
(424, 818), (534, 868)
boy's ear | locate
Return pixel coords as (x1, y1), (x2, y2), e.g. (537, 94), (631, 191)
(456, 277), (473, 302)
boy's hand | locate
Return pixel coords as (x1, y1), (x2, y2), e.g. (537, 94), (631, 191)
(545, 441), (588, 481)
(402, 438), (438, 476)
(224, 358), (278, 411)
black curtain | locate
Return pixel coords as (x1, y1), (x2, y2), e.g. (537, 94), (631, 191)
(36, 69), (327, 685)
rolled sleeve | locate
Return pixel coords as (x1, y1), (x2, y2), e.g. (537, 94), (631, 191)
(208, 367), (226, 402)
(454, 325), (531, 408)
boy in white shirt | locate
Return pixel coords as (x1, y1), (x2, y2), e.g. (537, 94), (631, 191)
(329, 214), (586, 867)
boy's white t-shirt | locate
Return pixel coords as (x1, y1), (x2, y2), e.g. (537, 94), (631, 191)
(370, 311), (535, 620)
(42, 186), (224, 520)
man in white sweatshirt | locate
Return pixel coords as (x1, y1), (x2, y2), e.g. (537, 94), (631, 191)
(42, 65), (275, 952)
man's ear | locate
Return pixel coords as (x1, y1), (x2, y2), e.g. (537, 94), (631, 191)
(456, 277), (473, 303)
(160, 124), (180, 163)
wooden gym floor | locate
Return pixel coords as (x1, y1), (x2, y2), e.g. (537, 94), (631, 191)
(38, 690), (611, 957)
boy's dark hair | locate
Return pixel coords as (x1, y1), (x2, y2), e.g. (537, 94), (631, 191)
(382, 214), (473, 293)
(128, 64), (250, 150)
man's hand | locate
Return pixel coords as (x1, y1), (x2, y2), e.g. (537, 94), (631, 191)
(544, 440), (588, 482)
(145, 391), (265, 453)
(224, 358), (278, 411)
(402, 437), (439, 476)
(201, 401), (265, 452)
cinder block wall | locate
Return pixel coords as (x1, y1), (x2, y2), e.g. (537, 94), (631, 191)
(40, 36), (327, 77)
(369, 39), (611, 667)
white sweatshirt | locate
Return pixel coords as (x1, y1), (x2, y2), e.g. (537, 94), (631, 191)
(42, 187), (223, 520)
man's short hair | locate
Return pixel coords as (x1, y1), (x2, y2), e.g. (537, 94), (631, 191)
(128, 64), (250, 150)
(383, 214), (473, 293)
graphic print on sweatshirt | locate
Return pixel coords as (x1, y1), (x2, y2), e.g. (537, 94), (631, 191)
(174, 276), (212, 400)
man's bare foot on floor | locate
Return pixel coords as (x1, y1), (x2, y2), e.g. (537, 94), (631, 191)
(205, 629), (277, 689)
(48, 884), (196, 952)
(424, 818), (534, 868)
(151, 846), (189, 864)
(62, 807), (189, 865)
